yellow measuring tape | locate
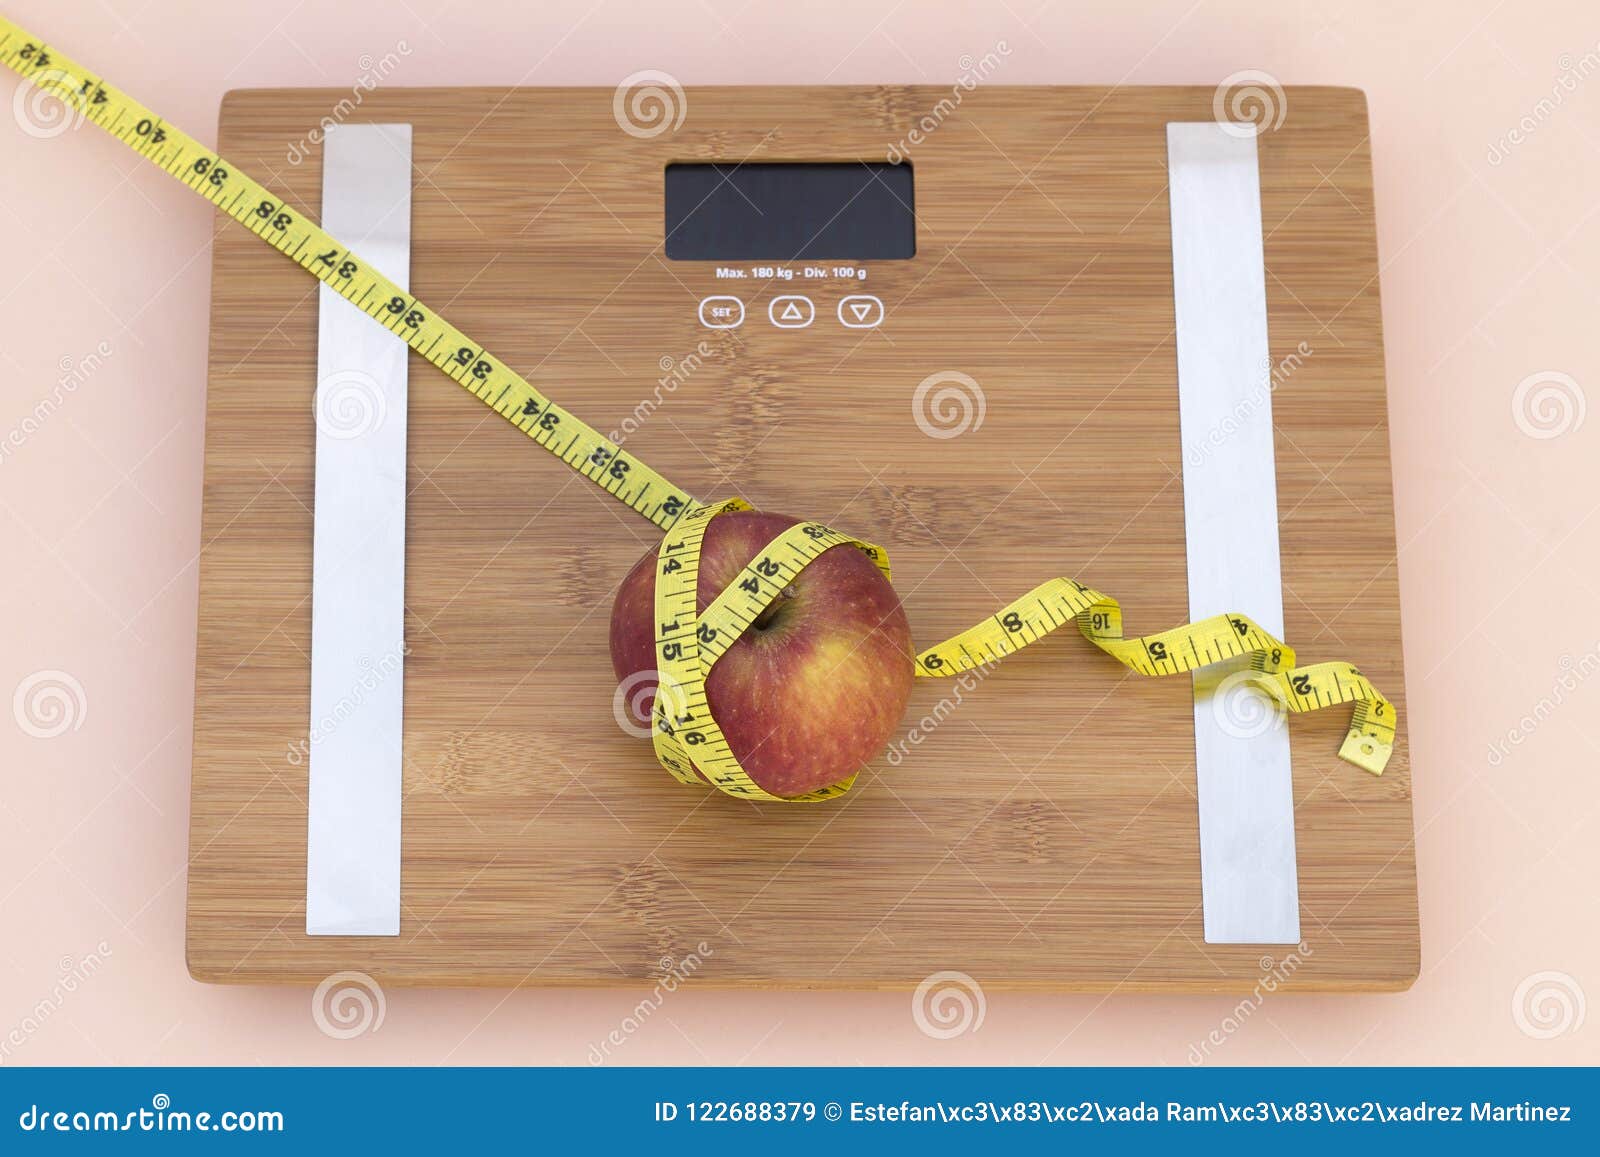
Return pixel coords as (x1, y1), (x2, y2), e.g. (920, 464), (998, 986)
(0, 16), (1396, 802)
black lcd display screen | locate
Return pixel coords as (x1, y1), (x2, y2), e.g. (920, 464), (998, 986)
(664, 162), (915, 261)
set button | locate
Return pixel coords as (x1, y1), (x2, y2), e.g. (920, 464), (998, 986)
(697, 296), (745, 328)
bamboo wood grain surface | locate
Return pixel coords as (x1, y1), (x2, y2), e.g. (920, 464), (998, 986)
(188, 85), (1416, 990)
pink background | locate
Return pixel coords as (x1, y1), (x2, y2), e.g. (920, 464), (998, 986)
(2, 0), (1597, 1065)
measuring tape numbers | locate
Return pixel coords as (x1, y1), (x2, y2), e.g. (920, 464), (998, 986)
(0, 18), (689, 531)
(0, 15), (1396, 801)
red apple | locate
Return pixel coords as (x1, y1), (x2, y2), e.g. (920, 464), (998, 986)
(610, 510), (914, 798)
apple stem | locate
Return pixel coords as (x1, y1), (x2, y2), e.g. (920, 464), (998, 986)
(753, 585), (798, 631)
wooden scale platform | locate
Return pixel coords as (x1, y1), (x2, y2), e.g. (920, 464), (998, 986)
(188, 85), (1416, 990)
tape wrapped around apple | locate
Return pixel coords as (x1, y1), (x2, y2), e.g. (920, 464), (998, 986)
(610, 510), (914, 798)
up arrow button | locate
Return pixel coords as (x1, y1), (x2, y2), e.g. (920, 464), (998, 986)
(767, 295), (815, 328)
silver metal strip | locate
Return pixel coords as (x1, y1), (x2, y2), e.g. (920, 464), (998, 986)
(305, 124), (413, 936)
(1167, 122), (1299, 944)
